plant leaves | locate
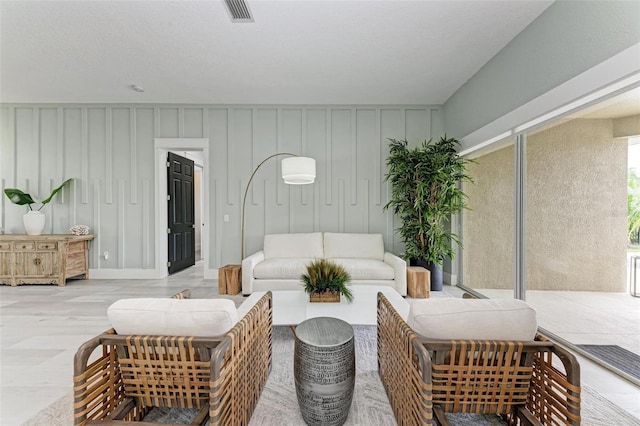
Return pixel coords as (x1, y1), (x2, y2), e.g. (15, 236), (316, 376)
(40, 178), (73, 205)
(384, 136), (473, 264)
(3, 188), (36, 206)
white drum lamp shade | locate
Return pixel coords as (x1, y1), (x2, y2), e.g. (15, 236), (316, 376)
(282, 157), (316, 184)
(241, 153), (316, 259)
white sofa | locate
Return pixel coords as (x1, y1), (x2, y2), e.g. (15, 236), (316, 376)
(241, 232), (407, 296)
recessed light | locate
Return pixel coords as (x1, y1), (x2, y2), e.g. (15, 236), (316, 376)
(131, 84), (144, 92)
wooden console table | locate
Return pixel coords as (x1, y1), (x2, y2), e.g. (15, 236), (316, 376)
(0, 234), (94, 287)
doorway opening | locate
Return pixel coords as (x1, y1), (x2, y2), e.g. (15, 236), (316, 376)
(154, 138), (210, 279)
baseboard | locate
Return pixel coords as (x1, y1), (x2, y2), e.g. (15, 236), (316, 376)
(444, 272), (458, 286)
(204, 269), (219, 280)
(89, 268), (166, 279)
(89, 268), (220, 280)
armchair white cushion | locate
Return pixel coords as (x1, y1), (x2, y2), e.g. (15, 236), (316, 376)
(107, 298), (239, 337)
(408, 298), (537, 341)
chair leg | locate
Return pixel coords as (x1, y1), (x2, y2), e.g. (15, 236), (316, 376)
(433, 405), (451, 426)
(191, 402), (210, 425)
(515, 406), (543, 426)
(104, 397), (136, 421)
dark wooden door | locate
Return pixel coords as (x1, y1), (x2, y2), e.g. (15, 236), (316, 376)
(167, 152), (195, 274)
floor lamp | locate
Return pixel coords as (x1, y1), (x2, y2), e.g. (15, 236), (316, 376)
(241, 153), (316, 259)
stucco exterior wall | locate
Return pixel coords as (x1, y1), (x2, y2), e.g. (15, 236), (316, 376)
(526, 119), (627, 291)
(462, 119), (628, 292)
(462, 142), (515, 289)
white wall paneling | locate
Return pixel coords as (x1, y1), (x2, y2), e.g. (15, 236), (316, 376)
(0, 104), (442, 279)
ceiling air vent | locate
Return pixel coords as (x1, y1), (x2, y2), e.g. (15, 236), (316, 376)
(225, 0), (254, 23)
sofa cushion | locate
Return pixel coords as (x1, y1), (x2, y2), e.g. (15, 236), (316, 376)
(253, 258), (313, 279)
(331, 258), (395, 280)
(107, 298), (238, 337)
(263, 232), (323, 259)
(324, 233), (384, 260)
(408, 298), (537, 341)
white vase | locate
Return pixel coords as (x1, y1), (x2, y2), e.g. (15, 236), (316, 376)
(23, 211), (46, 235)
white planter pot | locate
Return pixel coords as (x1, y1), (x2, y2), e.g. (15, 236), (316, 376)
(23, 211), (46, 235)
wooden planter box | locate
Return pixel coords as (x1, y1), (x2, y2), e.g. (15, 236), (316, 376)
(309, 291), (341, 303)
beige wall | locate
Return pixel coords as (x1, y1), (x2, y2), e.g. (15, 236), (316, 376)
(463, 119), (628, 292)
(526, 119), (627, 291)
(462, 142), (515, 289)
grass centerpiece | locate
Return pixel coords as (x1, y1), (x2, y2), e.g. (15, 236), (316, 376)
(301, 258), (353, 303)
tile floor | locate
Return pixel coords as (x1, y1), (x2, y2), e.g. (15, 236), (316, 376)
(1, 262), (639, 424)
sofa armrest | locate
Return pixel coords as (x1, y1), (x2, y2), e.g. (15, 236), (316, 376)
(384, 252), (407, 296)
(242, 251), (265, 295)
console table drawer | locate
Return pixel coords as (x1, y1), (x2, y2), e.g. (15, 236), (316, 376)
(0, 243), (11, 251)
(36, 241), (58, 251)
(15, 242), (35, 251)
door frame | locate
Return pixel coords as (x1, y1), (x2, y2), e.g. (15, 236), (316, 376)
(154, 138), (210, 278)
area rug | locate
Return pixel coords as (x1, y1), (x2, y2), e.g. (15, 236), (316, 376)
(577, 344), (640, 381)
(24, 326), (640, 425)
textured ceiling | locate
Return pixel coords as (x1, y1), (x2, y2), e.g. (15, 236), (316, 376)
(0, 0), (553, 104)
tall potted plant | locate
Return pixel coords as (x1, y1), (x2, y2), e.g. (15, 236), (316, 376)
(384, 137), (472, 290)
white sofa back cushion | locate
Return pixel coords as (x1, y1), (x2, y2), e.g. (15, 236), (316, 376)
(324, 233), (384, 260)
(408, 298), (537, 341)
(263, 232), (324, 259)
(107, 298), (238, 337)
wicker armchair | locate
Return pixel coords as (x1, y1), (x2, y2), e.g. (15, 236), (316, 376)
(377, 293), (581, 425)
(73, 291), (272, 425)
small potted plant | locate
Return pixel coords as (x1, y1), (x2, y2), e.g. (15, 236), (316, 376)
(301, 258), (353, 303)
(4, 178), (73, 235)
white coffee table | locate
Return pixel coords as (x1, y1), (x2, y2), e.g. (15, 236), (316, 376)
(259, 286), (409, 326)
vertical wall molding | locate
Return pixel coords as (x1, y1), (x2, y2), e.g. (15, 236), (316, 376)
(81, 107), (89, 203)
(92, 178), (101, 268)
(130, 108), (138, 204)
(117, 179), (126, 268)
(362, 179), (370, 233)
(70, 177), (77, 226)
(56, 107), (64, 196)
(8, 107), (17, 186)
(325, 109), (332, 205)
(226, 109), (234, 205)
(33, 107), (41, 196)
(276, 108), (284, 205)
(350, 108), (357, 205)
(142, 178), (150, 268)
(178, 107), (185, 137)
(301, 109), (309, 206)
(338, 179), (345, 231)
(105, 108), (113, 204)
(374, 108), (381, 206)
